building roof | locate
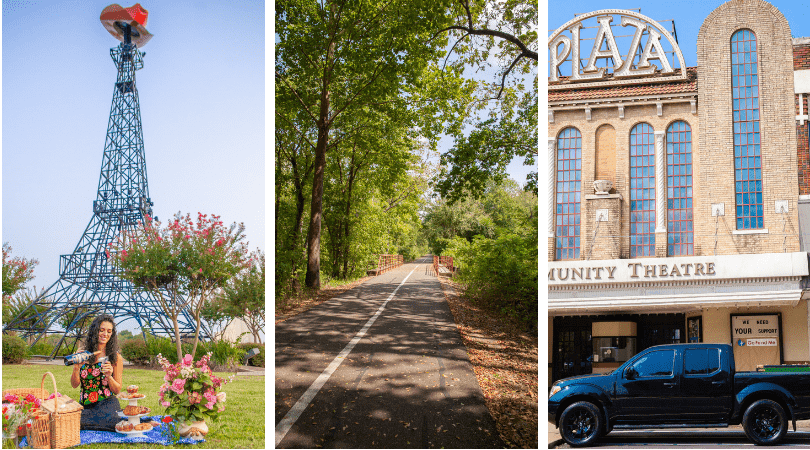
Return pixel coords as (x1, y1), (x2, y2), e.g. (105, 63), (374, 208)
(549, 67), (698, 103)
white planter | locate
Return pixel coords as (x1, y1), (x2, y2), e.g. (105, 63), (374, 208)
(178, 420), (208, 440)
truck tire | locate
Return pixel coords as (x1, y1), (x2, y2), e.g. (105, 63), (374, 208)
(742, 399), (788, 446)
(559, 401), (603, 447)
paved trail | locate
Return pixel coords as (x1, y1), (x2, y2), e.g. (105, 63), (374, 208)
(275, 256), (504, 448)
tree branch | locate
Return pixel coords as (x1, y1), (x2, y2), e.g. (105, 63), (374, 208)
(276, 71), (319, 125)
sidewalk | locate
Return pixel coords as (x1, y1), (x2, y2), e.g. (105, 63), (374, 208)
(548, 420), (810, 448)
(22, 358), (264, 376)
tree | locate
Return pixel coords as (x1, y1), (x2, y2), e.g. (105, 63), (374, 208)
(3, 287), (49, 333)
(119, 329), (134, 340)
(2, 242), (38, 304)
(109, 213), (251, 360)
(222, 250), (264, 343)
(432, 0), (539, 200)
(200, 293), (234, 342)
(277, 0), (458, 289)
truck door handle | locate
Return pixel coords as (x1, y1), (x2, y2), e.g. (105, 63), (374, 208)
(663, 382), (677, 387)
(712, 381), (725, 385)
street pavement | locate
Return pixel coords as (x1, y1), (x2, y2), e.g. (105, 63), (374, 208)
(275, 257), (504, 448)
(549, 420), (810, 448)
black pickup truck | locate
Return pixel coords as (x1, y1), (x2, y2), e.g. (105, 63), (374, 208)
(548, 343), (810, 446)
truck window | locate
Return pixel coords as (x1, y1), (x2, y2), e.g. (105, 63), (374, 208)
(631, 350), (675, 377)
(684, 348), (721, 375)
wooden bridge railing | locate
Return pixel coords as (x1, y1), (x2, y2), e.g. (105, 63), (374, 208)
(433, 255), (454, 277)
(367, 254), (403, 276)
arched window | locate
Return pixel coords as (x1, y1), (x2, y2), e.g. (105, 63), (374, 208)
(731, 29), (763, 229)
(666, 121), (693, 256)
(630, 123), (655, 257)
(555, 127), (581, 260)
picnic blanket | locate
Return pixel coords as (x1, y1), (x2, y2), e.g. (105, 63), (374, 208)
(18, 416), (204, 447)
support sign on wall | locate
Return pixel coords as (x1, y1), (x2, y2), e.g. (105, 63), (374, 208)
(731, 314), (780, 371)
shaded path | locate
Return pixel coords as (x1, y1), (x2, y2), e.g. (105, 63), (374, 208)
(275, 257), (504, 448)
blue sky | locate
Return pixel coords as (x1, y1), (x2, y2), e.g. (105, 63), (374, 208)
(2, 1), (265, 331)
(548, 0), (810, 70)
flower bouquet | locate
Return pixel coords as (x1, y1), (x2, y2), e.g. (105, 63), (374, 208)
(157, 353), (234, 426)
(2, 394), (42, 446)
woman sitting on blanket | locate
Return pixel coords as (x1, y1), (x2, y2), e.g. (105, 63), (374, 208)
(70, 314), (146, 431)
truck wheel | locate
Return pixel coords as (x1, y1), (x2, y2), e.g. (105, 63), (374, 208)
(742, 399), (788, 446)
(559, 401), (602, 447)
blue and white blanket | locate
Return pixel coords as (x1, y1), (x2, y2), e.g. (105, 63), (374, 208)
(19, 416), (203, 447)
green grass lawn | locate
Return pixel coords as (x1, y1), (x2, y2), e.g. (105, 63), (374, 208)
(1, 364), (265, 449)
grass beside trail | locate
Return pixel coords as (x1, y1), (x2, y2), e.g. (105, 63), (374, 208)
(1, 364), (264, 449)
(439, 277), (539, 449)
(275, 275), (371, 323)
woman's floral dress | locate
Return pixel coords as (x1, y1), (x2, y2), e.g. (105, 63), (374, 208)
(78, 361), (112, 406)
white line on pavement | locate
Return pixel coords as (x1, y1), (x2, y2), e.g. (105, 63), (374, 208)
(275, 265), (419, 447)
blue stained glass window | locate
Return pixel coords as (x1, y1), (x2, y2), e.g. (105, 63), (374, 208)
(555, 128), (581, 260)
(732, 29), (763, 229)
(630, 123), (655, 257)
(666, 121), (693, 256)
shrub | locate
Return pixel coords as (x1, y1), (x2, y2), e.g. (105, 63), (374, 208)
(238, 342), (264, 367)
(199, 339), (246, 371)
(120, 338), (151, 365)
(143, 335), (193, 365)
(29, 340), (54, 357)
(2, 334), (30, 363)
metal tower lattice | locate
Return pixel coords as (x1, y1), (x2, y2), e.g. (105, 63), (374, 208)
(4, 24), (210, 355)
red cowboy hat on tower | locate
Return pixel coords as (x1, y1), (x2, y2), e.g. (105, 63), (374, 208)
(100, 3), (152, 48)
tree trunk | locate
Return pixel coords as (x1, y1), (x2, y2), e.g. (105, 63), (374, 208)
(305, 37), (336, 290)
(190, 312), (201, 359)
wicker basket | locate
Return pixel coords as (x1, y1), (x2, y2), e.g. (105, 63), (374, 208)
(2, 378), (51, 441)
(38, 372), (83, 449)
(29, 411), (51, 449)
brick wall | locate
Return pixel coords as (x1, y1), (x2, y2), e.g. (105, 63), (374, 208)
(796, 43), (810, 196)
(794, 43), (810, 70)
(697, 0), (800, 254)
(799, 121), (809, 196)
(549, 103), (698, 260)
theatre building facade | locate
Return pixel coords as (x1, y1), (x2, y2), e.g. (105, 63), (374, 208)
(547, 0), (810, 384)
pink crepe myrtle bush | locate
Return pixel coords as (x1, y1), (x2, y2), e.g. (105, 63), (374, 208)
(108, 213), (253, 360)
(156, 352), (234, 423)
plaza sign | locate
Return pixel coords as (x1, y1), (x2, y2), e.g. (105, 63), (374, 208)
(548, 10), (687, 84)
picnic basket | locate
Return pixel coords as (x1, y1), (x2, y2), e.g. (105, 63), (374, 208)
(38, 371), (83, 449)
(2, 375), (51, 442)
(29, 410), (51, 449)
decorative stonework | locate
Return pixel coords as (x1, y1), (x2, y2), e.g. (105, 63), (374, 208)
(548, 137), (556, 238)
(654, 131), (667, 233)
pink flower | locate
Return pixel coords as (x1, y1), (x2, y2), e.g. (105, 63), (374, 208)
(170, 378), (186, 395)
(182, 354), (194, 367)
(205, 401), (215, 410)
(81, 369), (87, 378)
(216, 392), (226, 403)
(161, 400), (170, 407)
(203, 390), (217, 405)
(104, 389), (110, 396)
(217, 404), (225, 412)
(188, 392), (201, 405)
(92, 368), (101, 377)
(102, 379), (108, 386)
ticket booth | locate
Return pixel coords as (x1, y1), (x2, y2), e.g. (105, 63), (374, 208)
(731, 314), (782, 371)
(591, 321), (637, 374)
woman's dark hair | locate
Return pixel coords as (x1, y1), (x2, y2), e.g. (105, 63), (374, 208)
(84, 314), (119, 365)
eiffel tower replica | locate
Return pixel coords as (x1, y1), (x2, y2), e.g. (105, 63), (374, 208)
(4, 4), (209, 356)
